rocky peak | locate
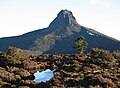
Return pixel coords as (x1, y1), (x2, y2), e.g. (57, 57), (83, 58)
(57, 9), (76, 21)
(49, 9), (78, 28)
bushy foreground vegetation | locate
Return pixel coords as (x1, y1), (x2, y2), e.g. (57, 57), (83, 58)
(0, 46), (120, 88)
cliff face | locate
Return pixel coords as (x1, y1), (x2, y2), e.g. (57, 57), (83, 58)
(0, 9), (119, 54)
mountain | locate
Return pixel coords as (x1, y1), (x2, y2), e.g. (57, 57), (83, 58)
(0, 9), (120, 55)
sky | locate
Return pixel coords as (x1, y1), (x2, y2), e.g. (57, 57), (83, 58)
(0, 0), (120, 40)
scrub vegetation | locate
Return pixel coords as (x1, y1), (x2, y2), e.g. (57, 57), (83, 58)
(0, 37), (120, 88)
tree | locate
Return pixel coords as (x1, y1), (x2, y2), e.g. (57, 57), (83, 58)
(73, 36), (88, 54)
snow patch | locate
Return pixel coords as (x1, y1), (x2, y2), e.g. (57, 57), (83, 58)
(88, 32), (95, 36)
(87, 31), (98, 36)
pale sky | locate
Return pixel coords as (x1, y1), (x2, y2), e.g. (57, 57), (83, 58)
(0, 0), (120, 40)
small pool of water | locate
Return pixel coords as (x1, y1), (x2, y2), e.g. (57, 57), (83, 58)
(33, 69), (54, 82)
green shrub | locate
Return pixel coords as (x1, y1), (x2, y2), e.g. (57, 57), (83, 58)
(91, 48), (115, 62)
(0, 81), (9, 86)
(7, 66), (19, 72)
(0, 47), (28, 66)
(16, 69), (31, 77)
(112, 50), (120, 59)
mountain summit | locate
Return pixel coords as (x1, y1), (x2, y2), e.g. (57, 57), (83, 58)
(0, 9), (119, 55)
(48, 10), (80, 37)
(49, 9), (77, 27)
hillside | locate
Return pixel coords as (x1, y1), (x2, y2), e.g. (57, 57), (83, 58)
(0, 47), (120, 87)
(0, 9), (119, 55)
